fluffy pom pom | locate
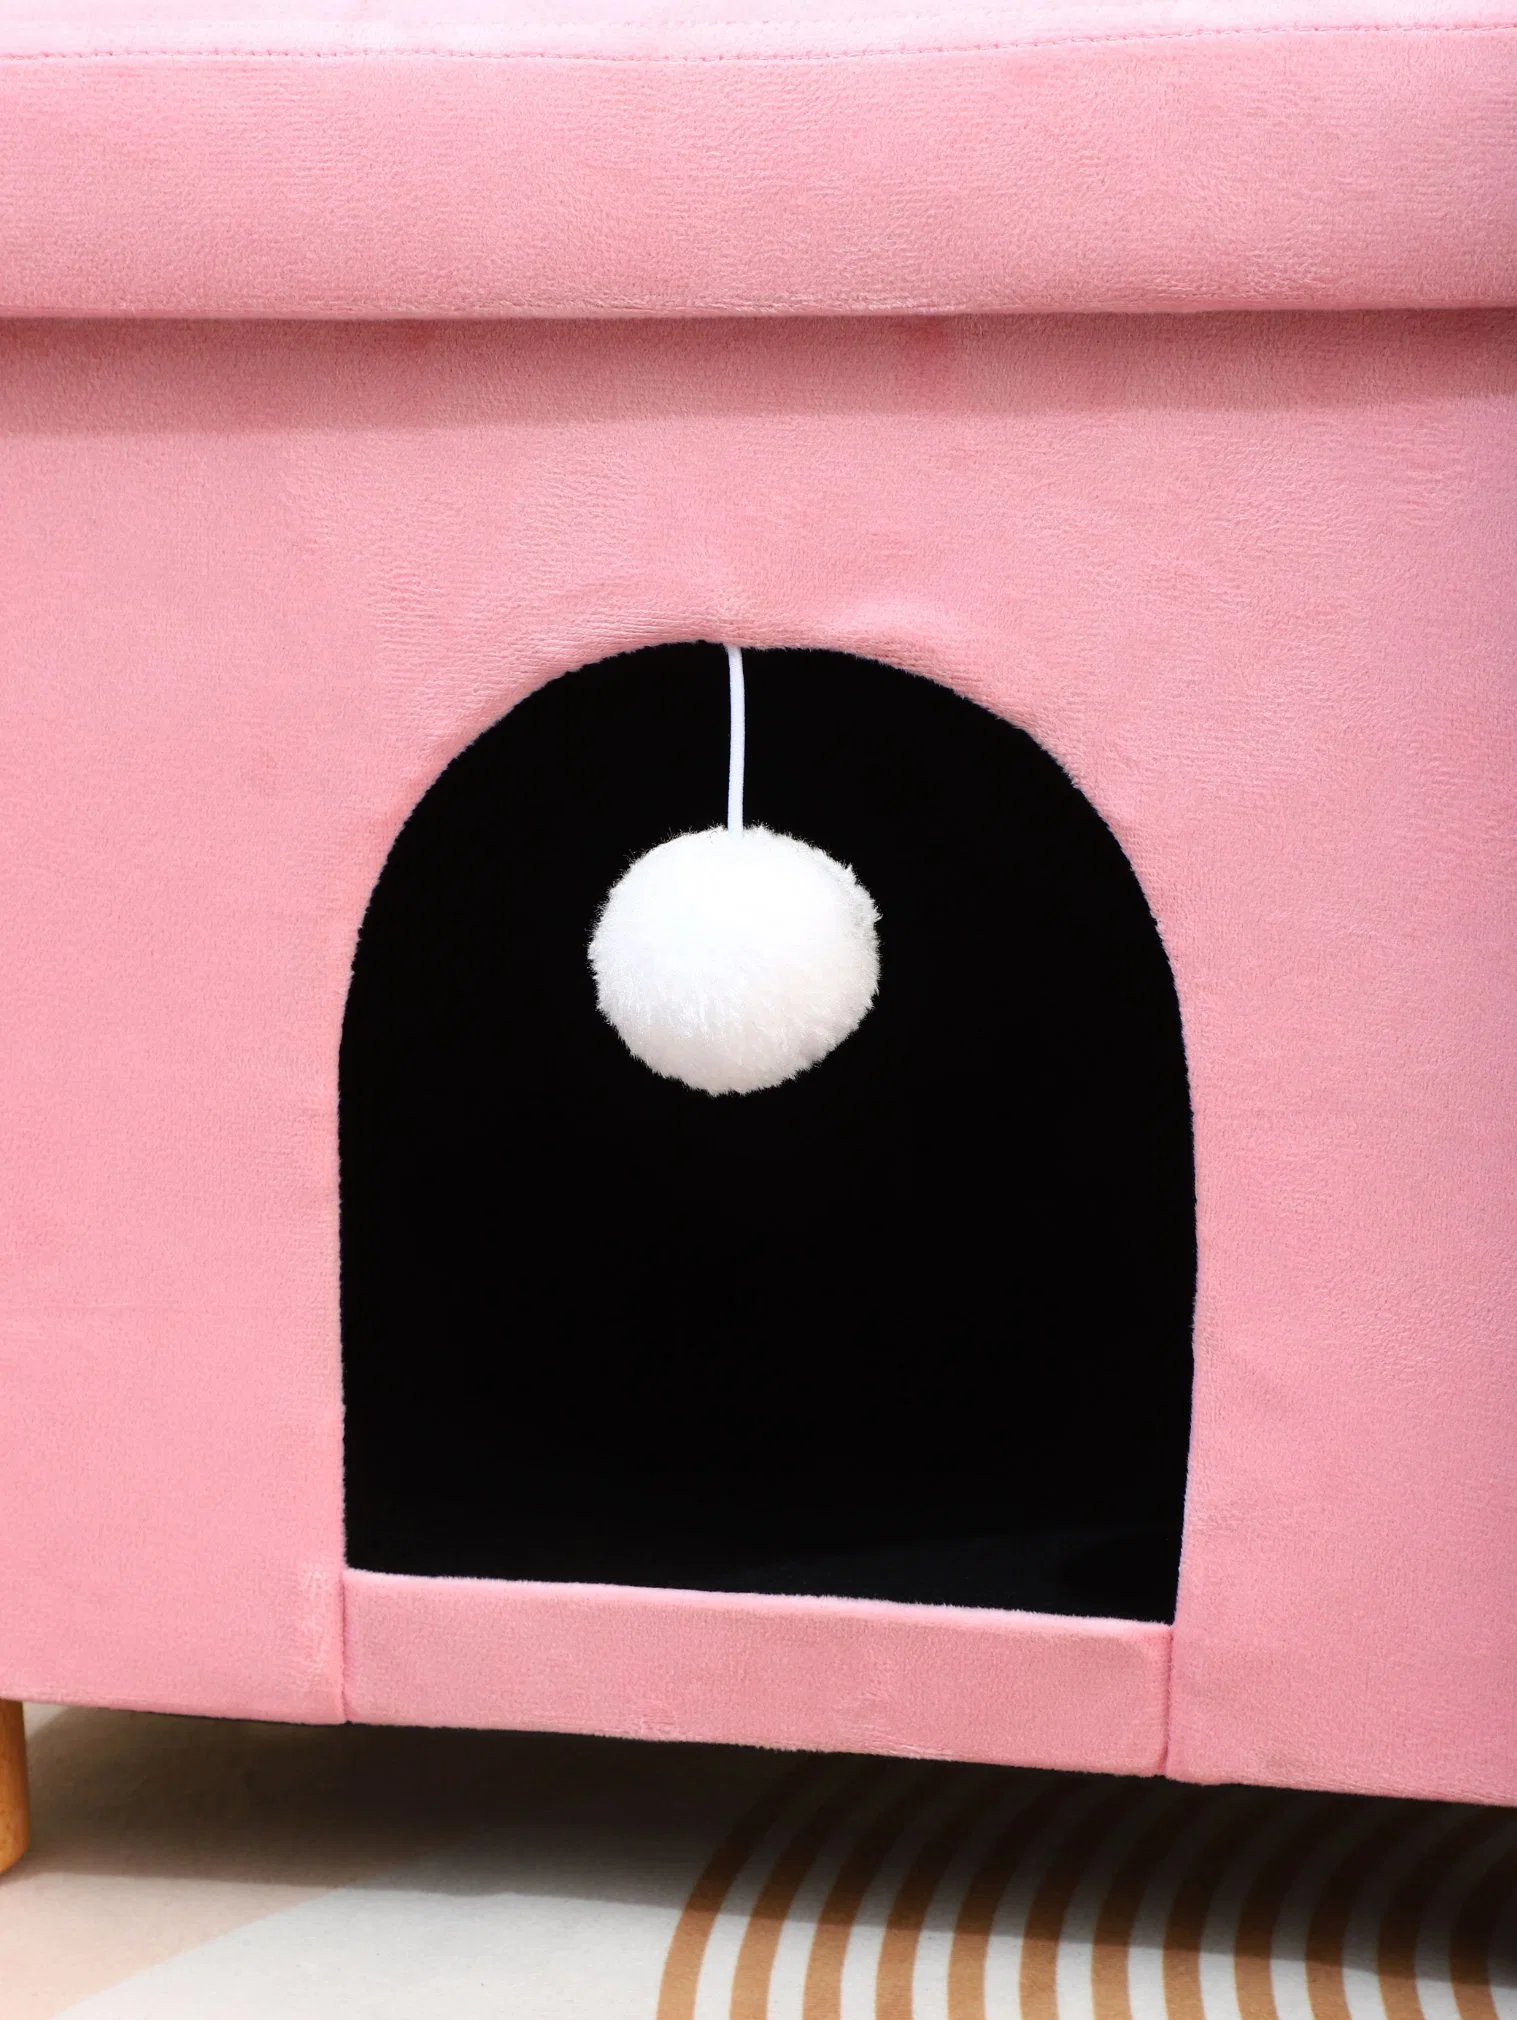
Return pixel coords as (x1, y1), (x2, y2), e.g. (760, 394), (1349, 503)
(589, 825), (880, 1094)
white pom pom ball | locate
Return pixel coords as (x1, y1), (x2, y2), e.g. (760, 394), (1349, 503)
(589, 825), (880, 1095)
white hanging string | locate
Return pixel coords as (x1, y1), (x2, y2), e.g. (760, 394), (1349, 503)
(725, 643), (745, 833)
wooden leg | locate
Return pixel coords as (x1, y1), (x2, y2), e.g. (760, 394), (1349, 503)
(0, 1700), (29, 1873)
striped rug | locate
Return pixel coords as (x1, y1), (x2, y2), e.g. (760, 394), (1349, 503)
(2, 1708), (1513, 2019)
(659, 1757), (1517, 2020)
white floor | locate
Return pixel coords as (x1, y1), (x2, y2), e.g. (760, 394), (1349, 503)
(2, 1707), (1512, 2020)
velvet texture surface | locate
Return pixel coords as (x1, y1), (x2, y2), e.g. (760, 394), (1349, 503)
(0, 0), (1515, 317)
(0, 310), (1513, 1799)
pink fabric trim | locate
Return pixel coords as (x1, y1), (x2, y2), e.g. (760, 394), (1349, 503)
(3, 22), (1515, 56)
(0, 0), (1510, 59)
(343, 1570), (1172, 1771)
(0, 8), (1514, 315)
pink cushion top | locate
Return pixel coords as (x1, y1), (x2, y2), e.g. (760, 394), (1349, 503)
(0, 0), (1513, 317)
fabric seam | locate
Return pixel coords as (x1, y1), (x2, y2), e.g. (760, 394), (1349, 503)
(1, 19), (1515, 63)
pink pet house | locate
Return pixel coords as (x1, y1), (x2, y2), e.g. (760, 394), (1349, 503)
(2, 0), (1515, 1867)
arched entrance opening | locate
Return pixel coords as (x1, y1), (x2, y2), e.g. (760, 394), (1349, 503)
(341, 645), (1195, 1620)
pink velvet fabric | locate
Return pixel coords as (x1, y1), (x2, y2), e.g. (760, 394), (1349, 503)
(0, 311), (1513, 1800)
(344, 1573), (1171, 1771)
(0, 0), (1515, 317)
